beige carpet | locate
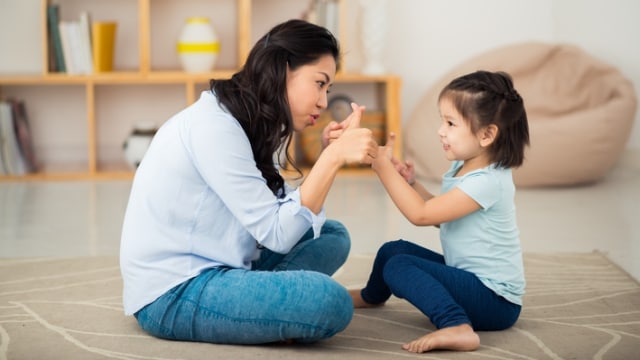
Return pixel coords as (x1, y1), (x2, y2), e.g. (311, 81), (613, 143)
(1, 252), (639, 360)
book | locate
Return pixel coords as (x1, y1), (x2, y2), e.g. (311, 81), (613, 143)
(0, 101), (27, 176)
(58, 21), (77, 74)
(59, 19), (93, 75)
(9, 99), (37, 173)
(78, 11), (94, 74)
(47, 4), (66, 72)
(92, 22), (117, 72)
(0, 104), (6, 175)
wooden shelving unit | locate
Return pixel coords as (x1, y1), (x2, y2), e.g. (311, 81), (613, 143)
(0, 0), (401, 181)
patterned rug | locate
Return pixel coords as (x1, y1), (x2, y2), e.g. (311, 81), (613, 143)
(1, 252), (638, 359)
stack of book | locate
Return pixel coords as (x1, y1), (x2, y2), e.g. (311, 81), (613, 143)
(47, 4), (117, 74)
(0, 99), (37, 176)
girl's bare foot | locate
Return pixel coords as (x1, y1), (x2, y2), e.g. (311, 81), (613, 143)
(401, 323), (479, 353)
(348, 289), (384, 308)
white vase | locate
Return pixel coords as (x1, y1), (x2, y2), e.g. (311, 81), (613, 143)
(359, 0), (388, 75)
(177, 17), (220, 73)
(123, 122), (157, 169)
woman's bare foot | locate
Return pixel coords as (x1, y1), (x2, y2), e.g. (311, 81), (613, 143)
(401, 323), (479, 353)
(348, 289), (384, 308)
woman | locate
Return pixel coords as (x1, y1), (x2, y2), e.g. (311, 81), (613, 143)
(120, 19), (377, 345)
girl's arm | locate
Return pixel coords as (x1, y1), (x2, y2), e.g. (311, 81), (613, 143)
(390, 157), (435, 201)
(300, 103), (378, 214)
(372, 135), (480, 226)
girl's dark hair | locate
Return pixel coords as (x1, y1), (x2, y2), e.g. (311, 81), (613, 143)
(210, 19), (340, 197)
(438, 70), (530, 168)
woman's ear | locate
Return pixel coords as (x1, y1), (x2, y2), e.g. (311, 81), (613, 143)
(479, 124), (499, 147)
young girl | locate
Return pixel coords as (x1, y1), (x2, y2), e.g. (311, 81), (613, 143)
(351, 70), (529, 353)
(120, 19), (377, 345)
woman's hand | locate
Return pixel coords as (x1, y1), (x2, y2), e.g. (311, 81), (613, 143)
(326, 103), (378, 165)
(321, 121), (344, 149)
(321, 103), (366, 148)
(300, 102), (377, 214)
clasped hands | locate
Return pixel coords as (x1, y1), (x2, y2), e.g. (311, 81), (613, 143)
(320, 102), (415, 184)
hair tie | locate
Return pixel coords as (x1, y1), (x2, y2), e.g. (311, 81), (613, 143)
(264, 33), (271, 48)
(504, 90), (521, 102)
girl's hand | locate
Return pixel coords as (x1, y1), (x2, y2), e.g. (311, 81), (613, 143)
(372, 132), (395, 169)
(373, 133), (416, 185)
(392, 158), (416, 186)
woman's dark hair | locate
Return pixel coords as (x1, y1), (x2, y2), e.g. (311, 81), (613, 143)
(210, 19), (340, 197)
(438, 70), (530, 168)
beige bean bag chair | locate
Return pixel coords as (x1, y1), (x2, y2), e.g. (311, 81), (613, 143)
(405, 42), (637, 187)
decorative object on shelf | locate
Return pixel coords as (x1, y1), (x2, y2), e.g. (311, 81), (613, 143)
(177, 17), (220, 73)
(304, 0), (340, 37)
(359, 0), (388, 75)
(123, 122), (157, 169)
(327, 94), (353, 122)
(92, 21), (117, 72)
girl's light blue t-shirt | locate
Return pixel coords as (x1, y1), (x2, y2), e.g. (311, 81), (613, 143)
(440, 160), (525, 305)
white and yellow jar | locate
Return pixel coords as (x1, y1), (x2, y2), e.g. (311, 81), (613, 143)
(177, 17), (219, 73)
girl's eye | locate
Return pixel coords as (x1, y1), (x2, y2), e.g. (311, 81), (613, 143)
(317, 81), (326, 88)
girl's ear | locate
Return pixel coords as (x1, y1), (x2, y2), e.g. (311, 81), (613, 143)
(479, 124), (499, 147)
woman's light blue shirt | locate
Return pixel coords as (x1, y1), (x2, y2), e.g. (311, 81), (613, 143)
(440, 161), (525, 305)
(120, 91), (326, 315)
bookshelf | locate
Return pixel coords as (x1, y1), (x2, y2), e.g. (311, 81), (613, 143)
(0, 0), (401, 181)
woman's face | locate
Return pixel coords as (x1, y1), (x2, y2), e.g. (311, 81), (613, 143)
(286, 54), (336, 132)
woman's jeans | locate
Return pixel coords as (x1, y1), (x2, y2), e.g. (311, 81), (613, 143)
(361, 240), (521, 331)
(134, 220), (353, 344)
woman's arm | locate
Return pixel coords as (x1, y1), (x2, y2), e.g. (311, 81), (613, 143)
(299, 103), (377, 214)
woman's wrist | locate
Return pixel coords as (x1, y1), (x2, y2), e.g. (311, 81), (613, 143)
(316, 143), (346, 171)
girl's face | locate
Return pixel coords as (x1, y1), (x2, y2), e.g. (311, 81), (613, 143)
(286, 54), (336, 132)
(437, 97), (489, 167)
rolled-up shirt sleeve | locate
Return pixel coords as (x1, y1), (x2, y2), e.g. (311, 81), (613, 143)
(278, 188), (326, 240)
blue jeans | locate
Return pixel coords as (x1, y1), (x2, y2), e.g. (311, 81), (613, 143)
(134, 220), (353, 344)
(361, 240), (521, 331)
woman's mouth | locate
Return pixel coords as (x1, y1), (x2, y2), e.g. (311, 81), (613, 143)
(309, 114), (319, 126)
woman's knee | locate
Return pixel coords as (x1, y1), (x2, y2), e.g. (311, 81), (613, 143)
(321, 220), (351, 257)
(314, 278), (354, 335)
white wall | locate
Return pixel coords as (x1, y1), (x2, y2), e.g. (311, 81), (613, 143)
(1, 0), (639, 149)
(343, 0), (640, 150)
